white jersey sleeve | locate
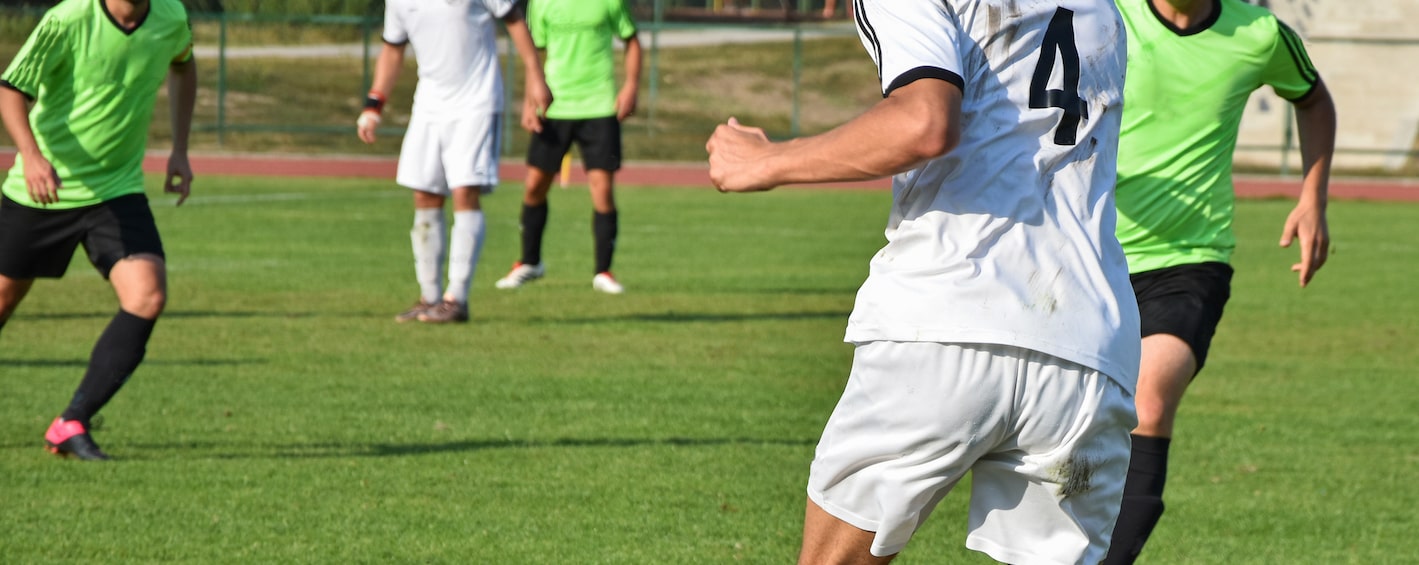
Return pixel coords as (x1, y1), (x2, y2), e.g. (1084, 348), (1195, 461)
(382, 1), (408, 45)
(855, 0), (965, 96)
(844, 0), (1141, 392)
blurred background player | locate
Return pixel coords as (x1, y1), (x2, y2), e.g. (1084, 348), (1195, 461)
(707, 0), (1140, 562)
(0, 0), (196, 460)
(358, 0), (551, 322)
(1103, 0), (1336, 562)
(494, 0), (641, 295)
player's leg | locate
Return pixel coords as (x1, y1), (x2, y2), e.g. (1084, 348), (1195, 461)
(421, 114), (499, 323)
(497, 119), (569, 289)
(51, 196), (169, 460)
(806, 341), (1008, 562)
(0, 275), (34, 334)
(419, 187), (482, 324)
(396, 119), (451, 321)
(63, 253), (167, 422)
(579, 117), (624, 294)
(800, 501), (894, 565)
(964, 346), (1134, 565)
(1104, 262), (1232, 564)
(0, 195), (82, 334)
(405, 190), (448, 321)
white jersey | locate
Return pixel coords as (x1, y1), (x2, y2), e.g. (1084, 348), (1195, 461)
(382, 0), (514, 122)
(844, 0), (1141, 391)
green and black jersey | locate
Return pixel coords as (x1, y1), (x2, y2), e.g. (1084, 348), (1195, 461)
(2, 0), (193, 209)
(1113, 0), (1319, 273)
(527, 0), (637, 120)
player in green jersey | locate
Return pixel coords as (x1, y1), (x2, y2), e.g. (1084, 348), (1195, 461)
(1104, 0), (1336, 561)
(0, 0), (197, 461)
(495, 0), (641, 295)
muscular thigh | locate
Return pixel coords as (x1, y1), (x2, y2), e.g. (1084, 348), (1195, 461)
(1131, 262), (1233, 370)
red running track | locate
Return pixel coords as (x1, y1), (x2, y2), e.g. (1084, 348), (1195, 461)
(2, 150), (1416, 201)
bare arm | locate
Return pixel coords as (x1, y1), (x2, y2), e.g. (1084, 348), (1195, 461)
(616, 34), (642, 121)
(1281, 79), (1336, 287)
(0, 86), (60, 205)
(166, 56), (197, 206)
(502, 10), (551, 133)
(356, 42), (406, 144)
(706, 78), (961, 192)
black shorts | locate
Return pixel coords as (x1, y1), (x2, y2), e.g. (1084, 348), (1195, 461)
(526, 116), (623, 173)
(1130, 261), (1233, 372)
(0, 193), (165, 280)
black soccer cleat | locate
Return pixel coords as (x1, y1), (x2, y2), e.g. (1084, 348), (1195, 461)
(44, 418), (111, 461)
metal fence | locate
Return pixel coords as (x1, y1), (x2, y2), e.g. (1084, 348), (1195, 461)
(0, 1), (1415, 174)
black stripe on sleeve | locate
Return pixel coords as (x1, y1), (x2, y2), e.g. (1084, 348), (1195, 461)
(884, 66), (964, 98)
(0, 79), (35, 102)
(853, 0), (883, 89)
(1276, 21), (1319, 85)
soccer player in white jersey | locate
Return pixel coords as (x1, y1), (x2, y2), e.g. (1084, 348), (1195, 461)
(707, 0), (1140, 562)
(357, 0), (551, 323)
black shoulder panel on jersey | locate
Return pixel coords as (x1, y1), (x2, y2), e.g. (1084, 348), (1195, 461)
(1276, 20), (1319, 86)
(0, 79), (35, 102)
(885, 66), (965, 98)
(853, 0), (884, 91)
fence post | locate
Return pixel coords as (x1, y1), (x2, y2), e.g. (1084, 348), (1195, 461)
(791, 25), (802, 137)
(216, 11), (228, 147)
(646, 0), (662, 137)
(1280, 103), (1294, 176)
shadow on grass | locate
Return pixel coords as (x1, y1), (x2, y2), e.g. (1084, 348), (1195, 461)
(24, 436), (820, 461)
(0, 358), (265, 368)
(545, 310), (850, 324)
(16, 309), (383, 321)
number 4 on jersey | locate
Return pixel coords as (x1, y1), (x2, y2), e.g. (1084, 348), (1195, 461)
(1029, 8), (1088, 146)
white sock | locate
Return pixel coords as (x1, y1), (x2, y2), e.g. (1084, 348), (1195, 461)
(445, 210), (485, 304)
(411, 208), (446, 304)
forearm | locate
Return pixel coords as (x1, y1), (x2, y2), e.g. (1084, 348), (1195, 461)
(759, 81), (959, 185)
(368, 44), (405, 98)
(622, 36), (642, 93)
(0, 87), (41, 159)
(505, 21), (545, 85)
(1293, 81), (1336, 208)
(168, 58), (197, 155)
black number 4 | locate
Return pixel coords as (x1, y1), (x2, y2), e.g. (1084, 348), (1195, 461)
(1029, 8), (1088, 146)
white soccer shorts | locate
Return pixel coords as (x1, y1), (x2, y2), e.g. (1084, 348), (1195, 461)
(396, 113), (502, 194)
(806, 341), (1136, 564)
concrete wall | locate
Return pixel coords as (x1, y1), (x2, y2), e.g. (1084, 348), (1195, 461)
(1236, 0), (1419, 172)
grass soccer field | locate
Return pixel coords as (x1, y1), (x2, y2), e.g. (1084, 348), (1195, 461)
(1, 174), (1415, 563)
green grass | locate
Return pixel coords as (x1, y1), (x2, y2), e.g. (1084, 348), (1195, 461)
(1, 175), (1416, 563)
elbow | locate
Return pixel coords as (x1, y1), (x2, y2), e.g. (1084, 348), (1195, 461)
(909, 117), (960, 163)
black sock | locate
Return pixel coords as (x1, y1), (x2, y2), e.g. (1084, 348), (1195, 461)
(1103, 434), (1171, 565)
(61, 310), (156, 424)
(520, 202), (548, 266)
(593, 210), (618, 274)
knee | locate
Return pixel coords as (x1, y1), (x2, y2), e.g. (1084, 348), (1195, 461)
(1131, 395), (1176, 436)
(120, 287), (167, 319)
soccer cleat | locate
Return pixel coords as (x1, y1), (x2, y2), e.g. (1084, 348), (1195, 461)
(417, 300), (469, 323)
(395, 300), (436, 323)
(44, 418), (110, 461)
(494, 262), (545, 289)
(592, 272), (624, 295)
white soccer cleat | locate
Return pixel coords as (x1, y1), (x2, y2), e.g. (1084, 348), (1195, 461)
(592, 272), (624, 295)
(495, 262), (545, 289)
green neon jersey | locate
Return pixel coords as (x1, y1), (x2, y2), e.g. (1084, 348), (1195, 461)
(1113, 0), (1318, 273)
(527, 0), (637, 120)
(2, 0), (193, 209)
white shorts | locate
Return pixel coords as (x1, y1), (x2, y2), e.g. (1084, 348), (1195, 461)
(396, 113), (502, 194)
(806, 341), (1136, 564)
